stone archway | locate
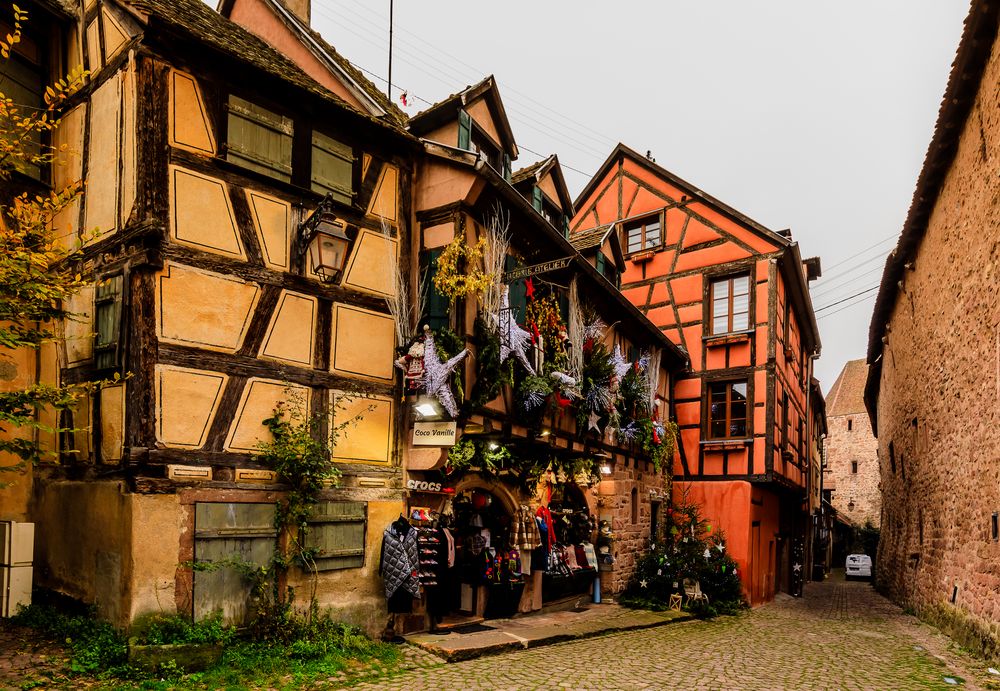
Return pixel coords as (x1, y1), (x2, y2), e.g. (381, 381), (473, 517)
(451, 473), (520, 518)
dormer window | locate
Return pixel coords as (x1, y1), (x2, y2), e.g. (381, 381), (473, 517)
(458, 108), (503, 173)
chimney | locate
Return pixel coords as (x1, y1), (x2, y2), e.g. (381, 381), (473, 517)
(281, 0), (310, 26)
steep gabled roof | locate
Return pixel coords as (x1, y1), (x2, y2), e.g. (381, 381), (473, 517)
(575, 143), (791, 249)
(512, 154), (574, 215)
(826, 359), (868, 417)
(409, 75), (518, 158)
(217, 0), (407, 127)
(570, 224), (625, 273)
(124, 0), (412, 138)
(575, 142), (820, 353)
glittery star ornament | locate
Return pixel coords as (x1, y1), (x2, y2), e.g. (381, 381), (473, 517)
(792, 562), (802, 573)
(421, 329), (469, 418)
(587, 410), (601, 432)
(639, 578), (648, 589)
(703, 548), (712, 560)
(495, 288), (535, 374)
(611, 344), (630, 381)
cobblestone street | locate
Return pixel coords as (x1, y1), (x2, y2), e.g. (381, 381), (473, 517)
(352, 573), (992, 690)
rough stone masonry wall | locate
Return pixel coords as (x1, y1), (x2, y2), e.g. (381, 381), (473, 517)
(826, 413), (881, 528)
(874, 30), (1000, 659)
(595, 459), (670, 594)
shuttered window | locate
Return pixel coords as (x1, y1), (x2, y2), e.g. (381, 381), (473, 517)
(94, 275), (123, 370)
(421, 249), (450, 330)
(502, 154), (512, 182)
(531, 186), (543, 212)
(458, 109), (471, 150)
(311, 131), (354, 204)
(305, 501), (367, 571)
(226, 95), (293, 182)
(505, 255), (527, 325)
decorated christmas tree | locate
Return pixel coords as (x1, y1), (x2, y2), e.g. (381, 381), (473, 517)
(621, 495), (746, 616)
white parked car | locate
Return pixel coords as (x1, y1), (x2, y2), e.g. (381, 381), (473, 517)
(845, 553), (872, 579)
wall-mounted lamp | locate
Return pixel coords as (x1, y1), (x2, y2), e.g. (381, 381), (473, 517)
(299, 194), (353, 282)
(599, 464), (612, 476)
(414, 395), (443, 420)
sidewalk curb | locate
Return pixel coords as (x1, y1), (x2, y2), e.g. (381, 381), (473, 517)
(412, 611), (696, 663)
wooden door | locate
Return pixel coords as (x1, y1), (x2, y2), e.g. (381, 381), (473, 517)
(193, 503), (277, 624)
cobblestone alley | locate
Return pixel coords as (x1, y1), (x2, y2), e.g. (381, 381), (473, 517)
(352, 573), (991, 690)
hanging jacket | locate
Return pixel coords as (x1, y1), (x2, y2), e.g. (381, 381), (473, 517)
(515, 504), (541, 551)
(535, 506), (556, 550)
(381, 521), (420, 599)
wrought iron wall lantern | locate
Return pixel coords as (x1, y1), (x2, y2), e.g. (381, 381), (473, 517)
(299, 194), (353, 282)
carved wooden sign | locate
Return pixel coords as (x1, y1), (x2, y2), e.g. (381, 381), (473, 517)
(502, 257), (573, 282)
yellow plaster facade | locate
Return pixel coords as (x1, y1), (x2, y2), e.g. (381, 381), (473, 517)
(342, 229), (397, 297)
(245, 189), (290, 270)
(169, 69), (216, 156)
(331, 392), (393, 465)
(224, 379), (309, 453)
(157, 263), (260, 352)
(330, 304), (395, 381)
(259, 290), (317, 366)
(155, 365), (228, 449)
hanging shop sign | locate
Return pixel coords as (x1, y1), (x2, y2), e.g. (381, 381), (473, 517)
(412, 420), (458, 446)
(502, 256), (573, 282)
(405, 478), (453, 493)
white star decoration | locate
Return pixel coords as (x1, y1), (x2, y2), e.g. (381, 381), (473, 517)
(792, 563), (802, 573)
(495, 288), (535, 374)
(639, 579), (648, 589)
(587, 410), (601, 432)
(703, 548), (712, 560)
(611, 344), (630, 381)
(421, 329), (469, 418)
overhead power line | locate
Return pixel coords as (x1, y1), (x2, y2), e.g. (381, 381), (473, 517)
(814, 284), (879, 312)
(816, 292), (878, 321)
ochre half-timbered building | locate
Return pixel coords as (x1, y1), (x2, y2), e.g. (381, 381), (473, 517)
(572, 145), (822, 604)
(1, 0), (417, 630)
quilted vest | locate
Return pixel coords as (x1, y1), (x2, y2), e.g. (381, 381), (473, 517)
(381, 523), (420, 599)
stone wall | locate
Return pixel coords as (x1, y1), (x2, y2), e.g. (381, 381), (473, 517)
(873, 25), (1000, 657)
(595, 459), (671, 594)
(825, 412), (880, 528)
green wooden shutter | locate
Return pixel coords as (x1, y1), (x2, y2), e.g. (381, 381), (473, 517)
(226, 95), (293, 181)
(458, 109), (472, 150)
(305, 501), (367, 571)
(311, 131), (354, 204)
(94, 275), (123, 370)
(596, 252), (606, 277)
(422, 249), (450, 330)
(561, 215), (570, 238)
(531, 185), (543, 212)
(505, 256), (528, 325)
(193, 503), (278, 624)
(502, 154), (512, 182)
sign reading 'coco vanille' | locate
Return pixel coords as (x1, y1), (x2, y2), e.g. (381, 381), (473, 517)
(412, 421), (457, 446)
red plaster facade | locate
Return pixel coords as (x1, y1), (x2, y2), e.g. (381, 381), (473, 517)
(572, 146), (822, 604)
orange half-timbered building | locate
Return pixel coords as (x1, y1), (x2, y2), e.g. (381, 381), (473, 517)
(572, 145), (822, 604)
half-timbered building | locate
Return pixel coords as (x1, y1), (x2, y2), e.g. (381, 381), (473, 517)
(1, 0), (417, 631)
(571, 144), (822, 604)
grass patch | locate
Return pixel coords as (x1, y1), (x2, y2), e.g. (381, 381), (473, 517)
(13, 594), (401, 689)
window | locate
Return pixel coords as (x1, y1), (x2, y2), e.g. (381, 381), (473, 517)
(470, 128), (501, 172)
(851, 460), (858, 474)
(311, 131), (354, 204)
(780, 392), (789, 449)
(304, 501), (367, 571)
(420, 249), (449, 330)
(226, 95), (293, 181)
(708, 380), (748, 439)
(623, 215), (661, 254)
(709, 274), (750, 334)
(596, 252), (620, 287)
(1, 17), (47, 180)
(847, 418), (853, 431)
(94, 275), (123, 370)
(630, 487), (638, 525)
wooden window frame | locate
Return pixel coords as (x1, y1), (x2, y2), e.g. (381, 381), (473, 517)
(622, 213), (662, 255)
(94, 274), (124, 371)
(706, 379), (749, 440)
(707, 272), (752, 336)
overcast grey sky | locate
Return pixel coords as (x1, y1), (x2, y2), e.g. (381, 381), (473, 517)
(291, 0), (969, 390)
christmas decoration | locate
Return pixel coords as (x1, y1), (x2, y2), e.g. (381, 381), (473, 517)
(394, 338), (426, 394)
(495, 288), (535, 374)
(587, 410), (601, 432)
(421, 327), (469, 418)
(611, 344), (630, 381)
(433, 235), (491, 303)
